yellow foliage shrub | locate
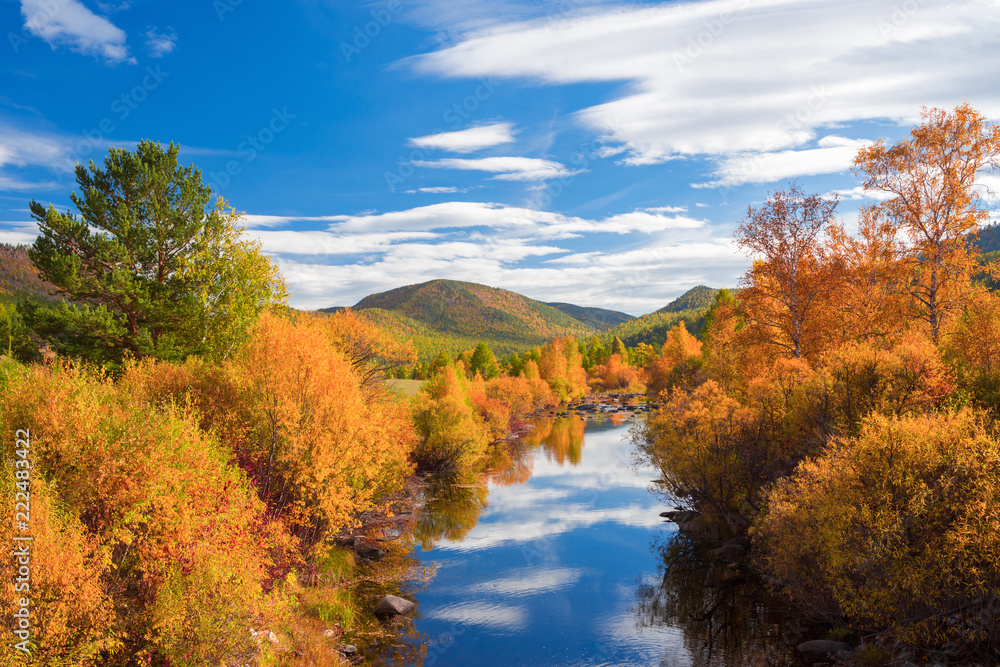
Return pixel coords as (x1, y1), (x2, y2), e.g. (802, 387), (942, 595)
(538, 336), (588, 402)
(0, 363), (285, 665)
(754, 410), (1000, 658)
(411, 364), (489, 471)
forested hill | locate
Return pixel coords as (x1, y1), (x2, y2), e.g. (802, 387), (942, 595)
(0, 243), (59, 305)
(543, 302), (634, 330)
(601, 285), (723, 348)
(324, 279), (600, 359)
(975, 222), (1000, 253)
(656, 285), (719, 314)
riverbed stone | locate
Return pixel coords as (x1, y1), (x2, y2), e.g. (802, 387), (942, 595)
(796, 639), (852, 662)
(358, 546), (386, 561)
(375, 594), (416, 616)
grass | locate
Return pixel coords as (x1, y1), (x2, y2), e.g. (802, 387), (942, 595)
(386, 379), (424, 396)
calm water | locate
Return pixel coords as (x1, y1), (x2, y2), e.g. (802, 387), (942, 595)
(409, 416), (679, 666)
(379, 411), (801, 667)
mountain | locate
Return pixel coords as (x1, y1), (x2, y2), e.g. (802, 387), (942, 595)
(543, 302), (635, 330)
(599, 285), (723, 348)
(656, 285), (720, 314)
(334, 279), (600, 360)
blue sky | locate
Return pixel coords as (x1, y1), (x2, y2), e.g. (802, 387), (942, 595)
(2, 0), (999, 314)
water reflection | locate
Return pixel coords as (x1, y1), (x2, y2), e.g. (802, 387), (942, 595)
(357, 411), (805, 666)
(522, 416), (586, 465)
(412, 473), (490, 549)
(636, 533), (806, 667)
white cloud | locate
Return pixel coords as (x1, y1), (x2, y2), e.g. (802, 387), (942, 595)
(423, 601), (529, 631)
(405, 186), (466, 194)
(322, 201), (705, 238)
(20, 0), (133, 64)
(976, 174), (1000, 204)
(0, 124), (75, 172)
(248, 230), (440, 255)
(467, 567), (583, 597)
(824, 185), (896, 201)
(412, 0), (1000, 172)
(693, 137), (873, 188)
(245, 200), (742, 312)
(409, 122), (516, 153)
(144, 26), (177, 57)
(0, 219), (42, 245)
(413, 156), (583, 181)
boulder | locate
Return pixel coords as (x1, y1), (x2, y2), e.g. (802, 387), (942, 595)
(374, 594), (416, 616)
(796, 640), (852, 662)
(358, 546), (386, 562)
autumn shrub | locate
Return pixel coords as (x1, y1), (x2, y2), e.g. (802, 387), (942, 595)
(819, 334), (954, 436)
(411, 363), (489, 471)
(942, 287), (1000, 413)
(538, 336), (588, 401)
(485, 374), (547, 419)
(753, 410), (1000, 659)
(468, 374), (513, 440)
(645, 322), (704, 397)
(520, 359), (556, 406)
(0, 363), (286, 665)
(126, 312), (417, 546)
(226, 312), (415, 542)
(0, 467), (115, 665)
(589, 353), (644, 393)
(637, 360), (831, 531)
(636, 381), (759, 529)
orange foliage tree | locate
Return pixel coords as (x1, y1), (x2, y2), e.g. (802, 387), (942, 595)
(645, 321), (702, 397)
(854, 103), (1000, 341)
(735, 183), (842, 362)
(537, 336), (588, 401)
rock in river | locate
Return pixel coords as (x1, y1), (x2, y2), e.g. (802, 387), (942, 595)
(374, 594), (416, 616)
(796, 640), (852, 662)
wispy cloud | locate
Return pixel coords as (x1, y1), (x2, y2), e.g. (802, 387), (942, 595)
(144, 26), (177, 58)
(322, 201), (705, 238)
(413, 156), (583, 181)
(405, 186), (467, 194)
(412, 0), (1000, 178)
(409, 122), (516, 153)
(238, 201), (741, 312)
(693, 136), (873, 188)
(20, 0), (133, 64)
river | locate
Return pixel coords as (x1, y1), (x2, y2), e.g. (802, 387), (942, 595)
(375, 410), (806, 667)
